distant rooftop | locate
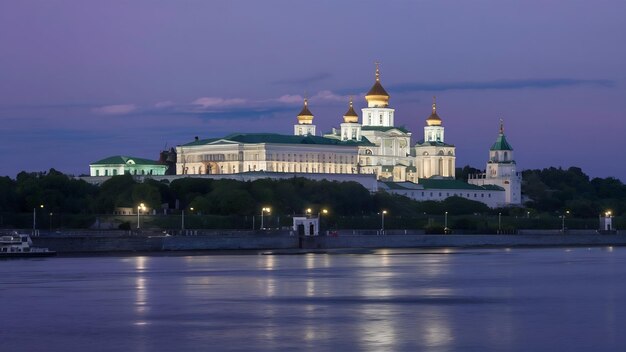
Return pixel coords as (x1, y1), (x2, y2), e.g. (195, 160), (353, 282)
(91, 155), (163, 166)
(182, 133), (374, 147)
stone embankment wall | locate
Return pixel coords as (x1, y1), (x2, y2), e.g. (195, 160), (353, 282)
(301, 234), (626, 249)
(31, 231), (626, 253)
(33, 234), (298, 253)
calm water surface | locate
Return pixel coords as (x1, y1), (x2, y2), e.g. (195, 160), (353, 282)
(2, 247), (626, 352)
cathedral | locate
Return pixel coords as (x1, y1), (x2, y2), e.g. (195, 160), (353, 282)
(89, 64), (522, 207)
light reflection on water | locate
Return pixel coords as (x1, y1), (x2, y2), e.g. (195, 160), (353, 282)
(2, 247), (626, 351)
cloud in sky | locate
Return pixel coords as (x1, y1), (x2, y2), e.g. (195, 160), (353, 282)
(92, 104), (137, 115)
(311, 90), (351, 103)
(192, 97), (248, 108)
(275, 94), (303, 104)
(386, 78), (615, 93)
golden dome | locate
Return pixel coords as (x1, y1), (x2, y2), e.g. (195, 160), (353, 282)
(365, 63), (389, 107)
(343, 98), (358, 123)
(426, 96), (442, 126)
(297, 98), (314, 124)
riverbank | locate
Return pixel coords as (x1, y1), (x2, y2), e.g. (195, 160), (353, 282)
(30, 232), (626, 254)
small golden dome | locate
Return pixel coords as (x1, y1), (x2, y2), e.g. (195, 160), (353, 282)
(343, 98), (358, 123)
(426, 96), (442, 126)
(297, 98), (314, 125)
(365, 63), (389, 107)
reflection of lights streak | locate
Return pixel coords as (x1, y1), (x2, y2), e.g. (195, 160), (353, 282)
(265, 255), (275, 270)
(135, 256), (147, 271)
(306, 278), (315, 297)
(306, 254), (315, 269)
(134, 257), (149, 326)
(422, 314), (453, 347)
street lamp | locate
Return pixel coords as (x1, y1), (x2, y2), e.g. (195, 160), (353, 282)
(561, 210), (570, 232)
(381, 210), (387, 234)
(32, 204), (43, 236)
(498, 212), (502, 234)
(261, 207), (271, 229)
(137, 203), (145, 229)
(49, 212), (53, 232)
(182, 207), (194, 232)
(306, 208), (312, 217)
(319, 208), (329, 233)
(444, 211), (449, 233)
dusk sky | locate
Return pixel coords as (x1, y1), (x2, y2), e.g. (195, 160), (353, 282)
(1, 1), (625, 180)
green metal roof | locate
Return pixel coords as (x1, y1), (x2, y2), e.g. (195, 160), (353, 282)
(182, 133), (374, 147)
(415, 140), (455, 147)
(418, 178), (504, 191)
(490, 133), (513, 151)
(91, 156), (163, 166)
(381, 181), (420, 191)
(361, 126), (410, 134)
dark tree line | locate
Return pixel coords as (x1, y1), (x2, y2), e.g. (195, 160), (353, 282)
(1, 166), (624, 223)
(456, 165), (626, 217)
(0, 170), (489, 219)
(521, 167), (626, 217)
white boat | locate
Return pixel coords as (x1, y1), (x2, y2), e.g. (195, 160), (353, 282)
(0, 232), (56, 258)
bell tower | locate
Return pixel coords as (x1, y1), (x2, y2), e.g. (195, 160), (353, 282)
(361, 62), (395, 127)
(294, 98), (316, 136)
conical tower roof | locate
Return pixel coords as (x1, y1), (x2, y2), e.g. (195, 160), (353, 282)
(426, 96), (442, 126)
(297, 98), (314, 125)
(343, 97), (358, 123)
(365, 63), (390, 107)
(490, 119), (513, 150)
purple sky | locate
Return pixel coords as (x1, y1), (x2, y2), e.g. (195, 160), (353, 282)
(1, 1), (625, 180)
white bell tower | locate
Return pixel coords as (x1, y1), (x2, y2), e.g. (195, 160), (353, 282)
(361, 63), (395, 127)
(340, 98), (362, 141)
(294, 98), (316, 136)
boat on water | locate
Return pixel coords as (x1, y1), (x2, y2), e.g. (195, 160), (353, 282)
(0, 232), (56, 258)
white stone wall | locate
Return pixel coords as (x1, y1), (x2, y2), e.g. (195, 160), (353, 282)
(384, 186), (505, 208)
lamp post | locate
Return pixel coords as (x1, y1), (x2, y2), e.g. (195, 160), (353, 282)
(137, 203), (145, 229)
(498, 212), (502, 234)
(381, 210), (387, 234)
(261, 207), (271, 229)
(561, 210), (570, 232)
(306, 208), (312, 217)
(32, 204), (43, 236)
(319, 208), (328, 234)
(444, 211), (448, 233)
(182, 207), (194, 232)
(49, 212), (53, 232)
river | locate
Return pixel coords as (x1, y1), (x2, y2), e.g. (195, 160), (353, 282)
(2, 247), (625, 351)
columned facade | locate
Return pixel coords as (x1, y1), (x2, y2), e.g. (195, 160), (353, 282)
(414, 97), (456, 179)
